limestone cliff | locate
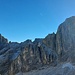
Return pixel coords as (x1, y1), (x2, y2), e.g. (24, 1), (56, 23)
(56, 16), (75, 62)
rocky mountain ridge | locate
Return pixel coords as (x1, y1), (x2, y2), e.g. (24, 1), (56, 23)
(0, 16), (75, 75)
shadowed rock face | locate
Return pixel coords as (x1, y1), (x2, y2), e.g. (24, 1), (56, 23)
(0, 16), (75, 75)
(0, 34), (8, 43)
(43, 32), (56, 51)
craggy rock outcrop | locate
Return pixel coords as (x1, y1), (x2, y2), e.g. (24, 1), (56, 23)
(0, 16), (75, 75)
(0, 34), (8, 43)
(0, 34), (8, 50)
(0, 39), (57, 75)
(43, 32), (56, 51)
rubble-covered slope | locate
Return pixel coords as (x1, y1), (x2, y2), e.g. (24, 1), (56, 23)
(16, 62), (75, 75)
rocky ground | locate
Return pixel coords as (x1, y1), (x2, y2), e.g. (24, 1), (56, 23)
(16, 62), (75, 75)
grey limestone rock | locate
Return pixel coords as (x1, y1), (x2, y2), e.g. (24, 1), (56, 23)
(56, 16), (75, 62)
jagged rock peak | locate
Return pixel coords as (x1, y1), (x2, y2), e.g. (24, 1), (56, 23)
(0, 34), (8, 43)
(43, 32), (56, 50)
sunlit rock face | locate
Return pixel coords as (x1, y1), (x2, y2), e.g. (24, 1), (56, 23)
(0, 16), (75, 75)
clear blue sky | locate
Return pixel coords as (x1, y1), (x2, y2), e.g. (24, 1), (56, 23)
(0, 0), (75, 42)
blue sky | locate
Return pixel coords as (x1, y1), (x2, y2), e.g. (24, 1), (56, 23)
(0, 0), (75, 42)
